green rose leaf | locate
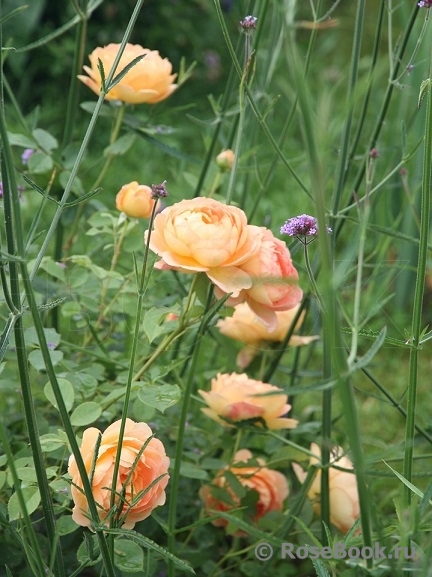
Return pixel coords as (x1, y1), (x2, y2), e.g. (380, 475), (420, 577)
(44, 378), (75, 412)
(57, 515), (79, 536)
(70, 402), (102, 426)
(8, 486), (40, 521)
(138, 383), (181, 414)
(114, 539), (144, 573)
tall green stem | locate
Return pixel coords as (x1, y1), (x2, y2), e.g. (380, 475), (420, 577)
(109, 200), (160, 525)
(0, 61), (65, 577)
(167, 288), (219, 577)
(402, 45), (432, 504)
(331, 0), (365, 216)
(289, 21), (373, 563)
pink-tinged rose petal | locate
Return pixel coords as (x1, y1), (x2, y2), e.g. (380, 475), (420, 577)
(198, 372), (298, 430)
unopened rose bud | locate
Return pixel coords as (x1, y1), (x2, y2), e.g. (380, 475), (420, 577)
(116, 181), (159, 218)
(216, 149), (235, 171)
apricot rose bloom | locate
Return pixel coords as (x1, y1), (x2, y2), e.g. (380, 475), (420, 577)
(146, 197), (262, 295)
(215, 228), (303, 330)
(200, 449), (288, 532)
(198, 372), (298, 430)
(116, 181), (159, 218)
(78, 43), (177, 104)
(68, 418), (170, 529)
(292, 443), (360, 534)
(217, 303), (318, 368)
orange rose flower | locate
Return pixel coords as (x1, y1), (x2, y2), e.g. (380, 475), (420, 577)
(214, 228), (303, 330)
(146, 197), (262, 296)
(200, 449), (288, 532)
(292, 443), (360, 534)
(217, 303), (318, 368)
(116, 181), (159, 218)
(78, 43), (177, 104)
(198, 372), (298, 430)
(68, 418), (170, 529)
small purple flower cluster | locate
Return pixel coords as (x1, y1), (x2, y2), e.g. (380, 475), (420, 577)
(281, 214), (331, 239)
(151, 180), (169, 200)
(240, 15), (257, 30)
(281, 214), (318, 237)
(418, 0), (432, 7)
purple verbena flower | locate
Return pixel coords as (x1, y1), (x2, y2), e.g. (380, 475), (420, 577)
(418, 0), (432, 7)
(240, 15), (258, 30)
(280, 214), (332, 239)
(151, 180), (169, 200)
(21, 148), (34, 165)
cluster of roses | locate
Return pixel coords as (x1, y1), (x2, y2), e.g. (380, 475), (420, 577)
(196, 375), (359, 534)
(145, 196), (304, 331)
(68, 42), (359, 536)
(68, 377), (359, 534)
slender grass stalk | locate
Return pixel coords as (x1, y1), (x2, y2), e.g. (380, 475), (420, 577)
(331, 0), (366, 217)
(346, 1), (385, 170)
(262, 295), (308, 383)
(288, 33), (374, 567)
(277, 466), (318, 538)
(62, 0), (89, 148)
(225, 63), (248, 205)
(167, 287), (221, 577)
(108, 199), (160, 526)
(343, 2), (421, 219)
(346, 204), (370, 369)
(403, 44), (432, 505)
(361, 366), (432, 444)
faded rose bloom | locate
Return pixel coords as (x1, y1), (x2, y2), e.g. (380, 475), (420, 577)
(68, 418), (170, 530)
(215, 228), (303, 330)
(292, 443), (360, 534)
(146, 197), (262, 296)
(78, 43), (177, 104)
(217, 303), (318, 369)
(216, 149), (235, 171)
(198, 372), (297, 430)
(200, 449), (288, 533)
(116, 181), (159, 218)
